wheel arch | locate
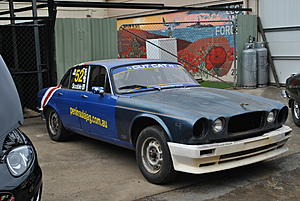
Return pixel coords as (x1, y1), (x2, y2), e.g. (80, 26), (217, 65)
(129, 114), (172, 146)
(43, 103), (62, 119)
(288, 98), (294, 108)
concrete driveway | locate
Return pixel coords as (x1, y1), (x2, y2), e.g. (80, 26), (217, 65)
(21, 87), (300, 201)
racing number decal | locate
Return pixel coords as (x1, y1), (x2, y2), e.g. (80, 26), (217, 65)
(74, 69), (85, 83)
(71, 67), (88, 90)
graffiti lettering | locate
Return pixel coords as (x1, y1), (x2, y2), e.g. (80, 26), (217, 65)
(215, 25), (234, 36)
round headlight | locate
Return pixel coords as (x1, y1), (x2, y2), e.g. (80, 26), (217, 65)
(267, 111), (275, 123)
(6, 145), (34, 177)
(212, 118), (224, 133)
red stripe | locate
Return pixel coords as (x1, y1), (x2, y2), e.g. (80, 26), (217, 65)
(42, 85), (61, 108)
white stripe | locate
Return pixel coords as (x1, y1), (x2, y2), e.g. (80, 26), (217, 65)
(43, 88), (60, 108)
(40, 86), (60, 111)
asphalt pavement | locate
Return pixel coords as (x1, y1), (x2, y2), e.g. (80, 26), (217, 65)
(21, 87), (300, 201)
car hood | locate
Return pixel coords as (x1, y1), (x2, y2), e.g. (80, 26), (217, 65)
(0, 56), (23, 139)
(120, 87), (284, 121)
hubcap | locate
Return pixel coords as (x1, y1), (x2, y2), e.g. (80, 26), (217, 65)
(141, 137), (163, 174)
(49, 112), (59, 135)
(294, 101), (300, 119)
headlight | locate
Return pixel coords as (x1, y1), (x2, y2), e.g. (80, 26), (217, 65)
(212, 118), (225, 133)
(278, 106), (288, 124)
(193, 118), (208, 137)
(267, 111), (275, 123)
(6, 145), (34, 177)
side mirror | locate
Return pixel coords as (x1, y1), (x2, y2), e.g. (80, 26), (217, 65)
(92, 86), (104, 95)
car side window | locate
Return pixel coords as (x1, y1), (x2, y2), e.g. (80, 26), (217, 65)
(69, 66), (89, 91)
(88, 66), (111, 93)
(60, 70), (71, 89)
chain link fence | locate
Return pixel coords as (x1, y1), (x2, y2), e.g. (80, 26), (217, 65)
(118, 20), (236, 85)
(0, 23), (51, 117)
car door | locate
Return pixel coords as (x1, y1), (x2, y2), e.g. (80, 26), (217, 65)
(79, 65), (118, 140)
(53, 66), (89, 133)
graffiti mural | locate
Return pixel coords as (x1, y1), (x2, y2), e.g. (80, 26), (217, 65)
(117, 2), (243, 80)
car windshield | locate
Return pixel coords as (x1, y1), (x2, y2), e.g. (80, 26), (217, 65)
(112, 63), (199, 93)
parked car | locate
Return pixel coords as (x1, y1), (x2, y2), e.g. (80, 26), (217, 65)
(285, 73), (300, 126)
(38, 59), (291, 184)
(0, 56), (42, 200)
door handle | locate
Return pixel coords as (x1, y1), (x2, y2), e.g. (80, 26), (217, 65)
(80, 94), (88, 98)
(58, 92), (63, 96)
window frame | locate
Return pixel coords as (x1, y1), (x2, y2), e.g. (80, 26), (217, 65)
(88, 65), (113, 95)
(110, 62), (198, 95)
(60, 69), (71, 89)
(61, 65), (90, 92)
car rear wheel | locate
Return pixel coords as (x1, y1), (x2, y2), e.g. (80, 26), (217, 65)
(292, 100), (300, 127)
(136, 125), (176, 184)
(46, 108), (69, 141)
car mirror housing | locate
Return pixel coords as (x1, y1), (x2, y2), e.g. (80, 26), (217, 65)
(92, 86), (105, 95)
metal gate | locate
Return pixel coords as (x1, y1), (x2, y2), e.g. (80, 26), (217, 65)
(0, 21), (52, 113)
(118, 20), (237, 86)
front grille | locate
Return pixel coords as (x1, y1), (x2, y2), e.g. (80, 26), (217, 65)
(228, 112), (264, 133)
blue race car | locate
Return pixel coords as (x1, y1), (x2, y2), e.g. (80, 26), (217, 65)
(38, 59), (291, 184)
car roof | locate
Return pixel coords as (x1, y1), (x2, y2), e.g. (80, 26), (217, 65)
(75, 58), (179, 69)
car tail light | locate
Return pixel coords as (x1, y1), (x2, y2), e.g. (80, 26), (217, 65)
(0, 193), (15, 201)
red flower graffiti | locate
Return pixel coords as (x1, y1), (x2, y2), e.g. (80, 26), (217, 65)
(205, 46), (227, 71)
(227, 48), (235, 61)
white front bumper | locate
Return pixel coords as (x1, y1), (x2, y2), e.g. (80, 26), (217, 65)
(168, 125), (292, 174)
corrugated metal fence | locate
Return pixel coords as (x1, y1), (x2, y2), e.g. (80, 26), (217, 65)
(55, 18), (118, 80)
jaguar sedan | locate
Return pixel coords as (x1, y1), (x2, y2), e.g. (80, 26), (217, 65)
(0, 56), (42, 201)
(38, 59), (291, 184)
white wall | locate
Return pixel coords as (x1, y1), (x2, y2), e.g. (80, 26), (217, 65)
(259, 0), (300, 84)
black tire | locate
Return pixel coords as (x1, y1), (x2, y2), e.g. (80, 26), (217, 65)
(291, 99), (300, 127)
(136, 125), (176, 184)
(45, 108), (69, 141)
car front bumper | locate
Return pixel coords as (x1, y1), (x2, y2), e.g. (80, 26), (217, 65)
(168, 125), (292, 174)
(0, 162), (42, 201)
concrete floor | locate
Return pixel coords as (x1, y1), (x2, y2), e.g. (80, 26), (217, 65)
(21, 87), (300, 201)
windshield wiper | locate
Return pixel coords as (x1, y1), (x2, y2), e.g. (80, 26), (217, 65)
(183, 84), (201, 88)
(118, 84), (161, 91)
(119, 84), (150, 90)
(159, 84), (201, 89)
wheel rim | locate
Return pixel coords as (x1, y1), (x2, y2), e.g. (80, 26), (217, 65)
(49, 111), (59, 136)
(141, 137), (163, 174)
(294, 101), (300, 119)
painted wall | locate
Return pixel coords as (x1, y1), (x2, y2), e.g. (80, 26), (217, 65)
(117, 2), (243, 82)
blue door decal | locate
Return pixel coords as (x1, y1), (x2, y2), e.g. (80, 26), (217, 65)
(78, 91), (118, 139)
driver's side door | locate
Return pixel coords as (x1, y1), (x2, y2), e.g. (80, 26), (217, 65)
(79, 66), (118, 140)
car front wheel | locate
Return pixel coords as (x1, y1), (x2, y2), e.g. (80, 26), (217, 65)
(136, 125), (176, 184)
(46, 108), (69, 141)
